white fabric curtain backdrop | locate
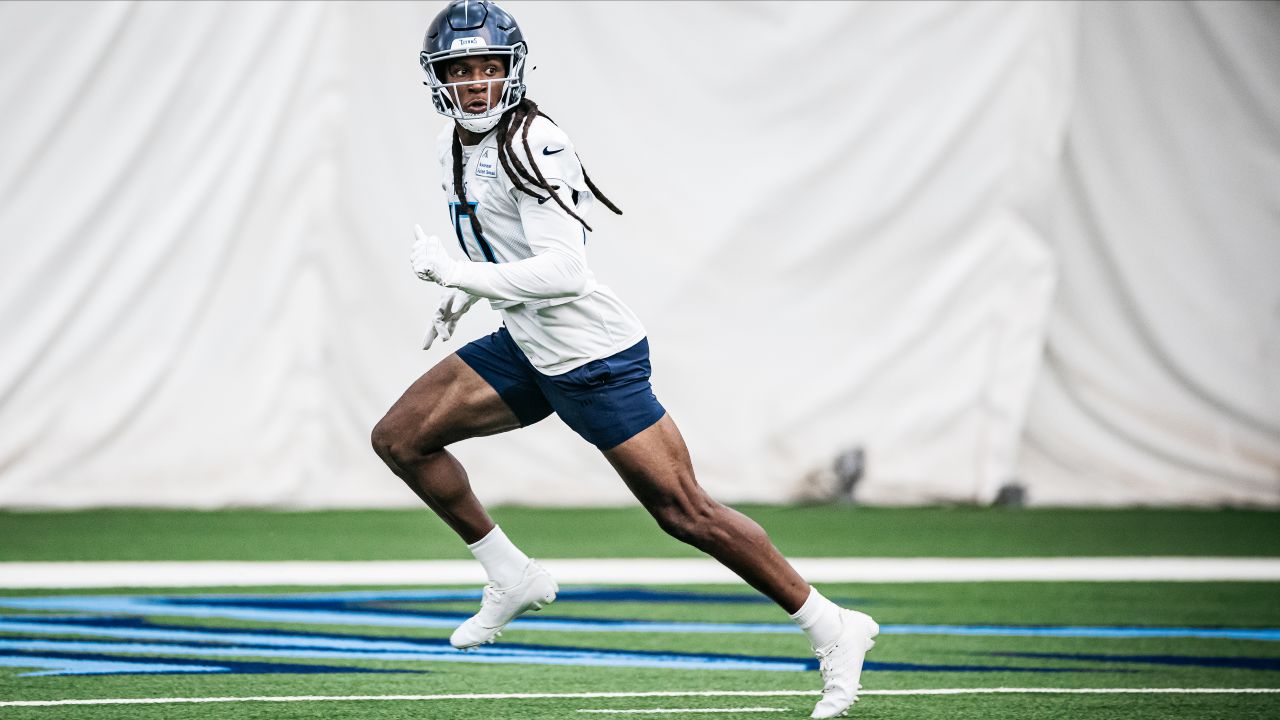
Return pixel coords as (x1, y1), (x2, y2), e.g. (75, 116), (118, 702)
(1018, 1), (1280, 505)
(0, 1), (1275, 508)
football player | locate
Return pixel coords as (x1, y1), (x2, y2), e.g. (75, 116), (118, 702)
(371, 2), (878, 716)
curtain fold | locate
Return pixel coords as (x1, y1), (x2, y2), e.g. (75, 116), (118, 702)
(1, 1), (1275, 508)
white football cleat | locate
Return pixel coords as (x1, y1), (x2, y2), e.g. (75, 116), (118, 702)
(810, 609), (879, 718)
(449, 560), (558, 649)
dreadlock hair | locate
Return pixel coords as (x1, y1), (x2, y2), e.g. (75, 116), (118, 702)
(451, 98), (621, 245)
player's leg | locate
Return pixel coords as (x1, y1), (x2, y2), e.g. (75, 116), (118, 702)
(535, 338), (810, 610)
(541, 338), (876, 718)
(371, 329), (560, 649)
(603, 414), (810, 609)
(370, 353), (520, 544)
(605, 415), (878, 719)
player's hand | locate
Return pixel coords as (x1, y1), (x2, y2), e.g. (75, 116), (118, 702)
(423, 288), (480, 350)
(410, 224), (460, 286)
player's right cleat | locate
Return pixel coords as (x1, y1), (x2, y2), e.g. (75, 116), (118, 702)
(449, 560), (558, 649)
(810, 609), (879, 718)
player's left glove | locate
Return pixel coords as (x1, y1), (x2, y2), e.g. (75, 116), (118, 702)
(423, 288), (480, 350)
(410, 224), (462, 286)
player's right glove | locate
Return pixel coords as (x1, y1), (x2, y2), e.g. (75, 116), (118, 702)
(410, 224), (462, 286)
(423, 287), (480, 350)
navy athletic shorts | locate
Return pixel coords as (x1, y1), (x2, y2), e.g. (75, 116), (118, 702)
(456, 326), (667, 451)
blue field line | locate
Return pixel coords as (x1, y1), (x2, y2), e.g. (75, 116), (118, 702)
(994, 651), (1280, 671)
(0, 620), (1092, 676)
(0, 638), (812, 673)
(0, 650), (406, 678)
(0, 596), (465, 629)
(163, 588), (773, 605)
(0, 620), (810, 671)
(0, 619), (819, 673)
(0, 654), (229, 677)
(0, 596), (797, 633)
(162, 589), (483, 603)
(0, 617), (455, 650)
(2, 592), (1277, 642)
(883, 625), (1280, 642)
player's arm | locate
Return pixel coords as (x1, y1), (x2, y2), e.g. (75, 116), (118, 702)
(411, 119), (595, 301)
(410, 220), (590, 302)
(411, 175), (592, 302)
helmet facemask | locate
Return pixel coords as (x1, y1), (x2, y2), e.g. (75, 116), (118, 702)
(421, 44), (527, 134)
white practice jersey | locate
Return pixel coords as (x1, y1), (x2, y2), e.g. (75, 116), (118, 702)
(434, 117), (645, 375)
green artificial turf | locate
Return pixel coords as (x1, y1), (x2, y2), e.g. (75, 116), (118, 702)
(2, 506), (1278, 561)
(1, 581), (1278, 719)
(3, 508), (1279, 718)
(2, 695), (1277, 720)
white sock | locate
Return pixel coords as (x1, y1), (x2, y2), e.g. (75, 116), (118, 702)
(467, 525), (531, 588)
(790, 586), (844, 650)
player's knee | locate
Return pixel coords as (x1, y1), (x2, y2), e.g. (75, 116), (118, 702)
(371, 415), (442, 467)
(653, 498), (720, 547)
(370, 416), (401, 465)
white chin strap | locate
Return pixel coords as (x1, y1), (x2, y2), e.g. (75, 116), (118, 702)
(458, 111), (503, 134)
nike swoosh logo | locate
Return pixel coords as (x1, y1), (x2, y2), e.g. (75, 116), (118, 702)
(538, 195), (551, 204)
(542, 146), (564, 155)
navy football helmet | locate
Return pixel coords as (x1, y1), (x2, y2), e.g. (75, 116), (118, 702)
(420, 0), (528, 133)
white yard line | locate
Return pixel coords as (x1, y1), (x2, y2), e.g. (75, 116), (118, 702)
(2, 557), (1280, 588)
(2, 688), (1278, 708)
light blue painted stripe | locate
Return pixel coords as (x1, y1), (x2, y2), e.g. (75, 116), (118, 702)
(0, 597), (800, 634)
(0, 597), (465, 630)
(0, 619), (444, 651)
(0, 655), (227, 677)
(881, 625), (1280, 641)
(96, 589), (485, 603)
(199, 589), (484, 602)
(3, 596), (1278, 642)
(0, 638), (808, 673)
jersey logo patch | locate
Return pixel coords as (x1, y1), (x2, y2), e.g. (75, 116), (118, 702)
(542, 146), (564, 156)
(475, 147), (498, 178)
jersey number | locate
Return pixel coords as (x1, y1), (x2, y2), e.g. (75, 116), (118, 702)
(449, 201), (497, 263)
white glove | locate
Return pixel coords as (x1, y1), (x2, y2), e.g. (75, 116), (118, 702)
(423, 288), (480, 350)
(410, 224), (462, 286)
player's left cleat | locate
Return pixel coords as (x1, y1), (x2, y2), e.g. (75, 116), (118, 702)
(449, 560), (558, 649)
(810, 609), (879, 718)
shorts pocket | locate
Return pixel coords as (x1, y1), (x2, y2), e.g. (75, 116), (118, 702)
(581, 358), (612, 386)
(558, 358), (612, 392)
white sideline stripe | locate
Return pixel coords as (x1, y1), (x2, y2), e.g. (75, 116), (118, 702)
(3, 557), (1280, 588)
(577, 709), (787, 715)
(3, 689), (1279, 707)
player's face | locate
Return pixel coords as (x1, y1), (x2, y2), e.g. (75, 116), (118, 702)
(441, 56), (508, 114)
